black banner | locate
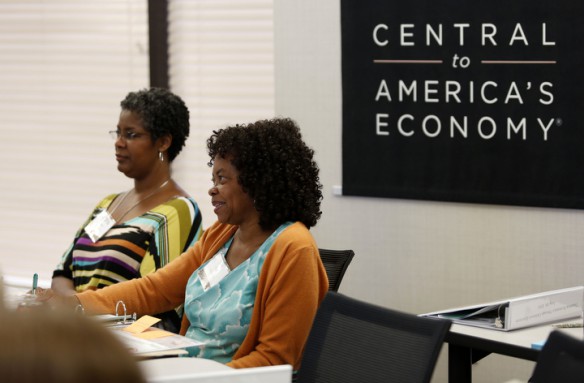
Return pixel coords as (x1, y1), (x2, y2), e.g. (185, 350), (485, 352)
(341, 0), (584, 208)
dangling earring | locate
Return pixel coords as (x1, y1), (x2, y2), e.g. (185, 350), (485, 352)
(159, 151), (164, 162)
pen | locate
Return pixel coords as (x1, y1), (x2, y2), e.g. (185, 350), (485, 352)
(32, 273), (38, 295)
(553, 322), (584, 328)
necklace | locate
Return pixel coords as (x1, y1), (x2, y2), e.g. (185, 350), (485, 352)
(109, 179), (170, 223)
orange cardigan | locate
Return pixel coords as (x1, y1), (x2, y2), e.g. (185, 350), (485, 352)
(76, 221), (329, 370)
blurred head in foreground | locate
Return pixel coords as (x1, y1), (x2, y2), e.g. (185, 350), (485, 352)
(0, 307), (146, 383)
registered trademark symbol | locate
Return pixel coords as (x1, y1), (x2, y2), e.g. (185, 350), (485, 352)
(555, 118), (563, 126)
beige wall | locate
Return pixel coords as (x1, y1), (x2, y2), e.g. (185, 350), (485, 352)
(273, 1), (584, 382)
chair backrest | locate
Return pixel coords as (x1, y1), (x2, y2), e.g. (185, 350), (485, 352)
(318, 248), (354, 292)
(296, 291), (451, 383)
(529, 330), (584, 383)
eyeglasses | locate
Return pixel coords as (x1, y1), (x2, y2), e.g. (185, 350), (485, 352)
(108, 130), (149, 141)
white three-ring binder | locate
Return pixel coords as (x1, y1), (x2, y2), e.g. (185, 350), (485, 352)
(421, 286), (584, 331)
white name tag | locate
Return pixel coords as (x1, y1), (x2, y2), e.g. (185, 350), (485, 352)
(198, 251), (230, 291)
(84, 210), (115, 243)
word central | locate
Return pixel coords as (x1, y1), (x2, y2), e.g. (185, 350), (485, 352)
(373, 23), (556, 47)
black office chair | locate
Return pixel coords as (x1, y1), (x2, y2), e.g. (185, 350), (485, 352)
(529, 330), (584, 383)
(318, 248), (354, 292)
(296, 291), (451, 383)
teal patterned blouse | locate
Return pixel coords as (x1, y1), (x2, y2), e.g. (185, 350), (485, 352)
(183, 222), (292, 362)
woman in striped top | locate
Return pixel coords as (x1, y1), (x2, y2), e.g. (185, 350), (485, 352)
(51, 88), (203, 330)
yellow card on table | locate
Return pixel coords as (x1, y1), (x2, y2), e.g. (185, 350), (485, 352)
(122, 315), (161, 334)
(134, 329), (173, 340)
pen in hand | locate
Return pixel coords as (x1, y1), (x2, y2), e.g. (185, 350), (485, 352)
(32, 273), (38, 295)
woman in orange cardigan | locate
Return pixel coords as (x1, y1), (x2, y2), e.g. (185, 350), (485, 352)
(41, 117), (328, 371)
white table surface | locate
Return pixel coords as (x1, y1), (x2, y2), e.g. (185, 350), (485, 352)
(139, 357), (292, 383)
(445, 318), (583, 383)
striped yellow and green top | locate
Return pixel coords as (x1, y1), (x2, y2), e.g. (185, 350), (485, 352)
(53, 194), (203, 292)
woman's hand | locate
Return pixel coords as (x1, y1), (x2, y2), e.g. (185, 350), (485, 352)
(34, 287), (81, 309)
(50, 276), (77, 297)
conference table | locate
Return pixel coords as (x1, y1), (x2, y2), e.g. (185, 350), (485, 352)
(445, 319), (584, 383)
(139, 357), (292, 383)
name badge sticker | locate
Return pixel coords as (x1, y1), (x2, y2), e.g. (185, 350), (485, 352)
(198, 251), (230, 291)
(84, 210), (115, 243)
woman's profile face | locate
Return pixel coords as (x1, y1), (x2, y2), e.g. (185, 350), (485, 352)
(209, 156), (258, 227)
(114, 110), (159, 179)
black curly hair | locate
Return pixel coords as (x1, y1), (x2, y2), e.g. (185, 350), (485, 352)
(120, 88), (189, 162)
(207, 117), (323, 230)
